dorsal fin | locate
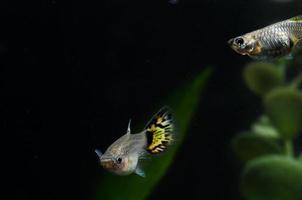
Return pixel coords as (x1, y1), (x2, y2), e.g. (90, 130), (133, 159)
(289, 15), (302, 22)
(126, 119), (131, 135)
(144, 106), (174, 154)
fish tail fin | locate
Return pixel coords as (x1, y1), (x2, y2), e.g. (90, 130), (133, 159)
(144, 106), (174, 154)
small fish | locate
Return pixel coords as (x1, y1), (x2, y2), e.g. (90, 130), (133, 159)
(95, 107), (174, 177)
(228, 15), (302, 60)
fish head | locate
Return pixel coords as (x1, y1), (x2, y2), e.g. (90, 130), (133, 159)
(99, 153), (138, 176)
(228, 35), (258, 56)
(99, 154), (128, 174)
(96, 136), (139, 175)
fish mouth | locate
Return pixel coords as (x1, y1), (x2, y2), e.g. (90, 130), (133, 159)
(227, 38), (238, 50)
(100, 158), (115, 169)
(227, 38), (239, 50)
(227, 38), (234, 46)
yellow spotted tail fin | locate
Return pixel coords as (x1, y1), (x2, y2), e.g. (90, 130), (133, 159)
(145, 106), (174, 154)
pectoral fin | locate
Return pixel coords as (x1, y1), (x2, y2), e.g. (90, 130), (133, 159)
(135, 166), (146, 177)
(95, 149), (103, 158)
(285, 53), (293, 60)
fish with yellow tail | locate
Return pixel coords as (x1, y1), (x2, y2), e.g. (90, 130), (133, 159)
(95, 106), (174, 177)
(228, 15), (302, 60)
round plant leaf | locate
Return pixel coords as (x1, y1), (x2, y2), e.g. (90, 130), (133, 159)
(264, 88), (302, 139)
(241, 156), (302, 200)
(232, 132), (281, 162)
(243, 62), (284, 95)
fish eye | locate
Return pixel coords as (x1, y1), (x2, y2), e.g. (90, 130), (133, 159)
(117, 157), (122, 163)
(235, 37), (244, 46)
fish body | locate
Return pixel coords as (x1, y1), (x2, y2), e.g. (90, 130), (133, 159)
(228, 15), (302, 59)
(95, 107), (174, 177)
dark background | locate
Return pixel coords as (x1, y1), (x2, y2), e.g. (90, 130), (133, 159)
(2, 0), (302, 199)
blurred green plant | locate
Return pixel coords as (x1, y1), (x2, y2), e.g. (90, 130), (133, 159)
(94, 68), (212, 200)
(242, 156), (302, 200)
(243, 62), (284, 96)
(232, 60), (302, 200)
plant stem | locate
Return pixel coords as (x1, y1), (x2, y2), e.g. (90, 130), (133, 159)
(284, 139), (294, 157)
(276, 59), (287, 76)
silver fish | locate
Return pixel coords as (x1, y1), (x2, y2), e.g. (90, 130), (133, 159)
(95, 107), (174, 177)
(228, 15), (302, 59)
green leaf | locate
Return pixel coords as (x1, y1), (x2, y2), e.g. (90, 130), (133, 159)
(241, 155), (302, 200)
(264, 88), (302, 139)
(232, 132), (281, 162)
(251, 115), (280, 139)
(94, 68), (212, 200)
(243, 62), (284, 96)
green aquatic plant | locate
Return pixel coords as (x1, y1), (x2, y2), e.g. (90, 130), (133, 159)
(242, 156), (302, 200)
(94, 68), (212, 200)
(232, 60), (302, 200)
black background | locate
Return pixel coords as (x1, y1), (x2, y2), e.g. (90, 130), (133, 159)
(2, 0), (302, 199)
